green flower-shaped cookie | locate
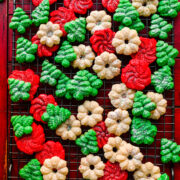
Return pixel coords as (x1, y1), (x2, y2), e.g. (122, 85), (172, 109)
(156, 40), (179, 67)
(160, 138), (180, 163)
(75, 129), (99, 155)
(9, 7), (32, 34)
(16, 37), (38, 63)
(11, 115), (33, 138)
(158, 173), (169, 180)
(55, 41), (77, 68)
(151, 66), (174, 93)
(64, 17), (86, 43)
(41, 103), (71, 130)
(132, 91), (156, 118)
(130, 117), (157, 145)
(149, 14), (173, 39)
(19, 159), (43, 180)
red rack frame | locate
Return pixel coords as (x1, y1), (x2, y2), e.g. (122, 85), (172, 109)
(1, 0), (180, 179)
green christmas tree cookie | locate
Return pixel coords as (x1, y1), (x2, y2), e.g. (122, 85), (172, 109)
(9, 7), (32, 34)
(41, 103), (71, 130)
(64, 17), (86, 43)
(149, 14), (173, 39)
(55, 41), (77, 68)
(130, 117), (157, 145)
(8, 78), (31, 102)
(40, 60), (62, 86)
(132, 91), (156, 119)
(158, 173), (170, 180)
(113, 0), (144, 32)
(151, 66), (174, 93)
(156, 40), (179, 67)
(75, 129), (99, 155)
(19, 159), (43, 180)
(31, 0), (50, 27)
(158, 0), (180, 18)
(11, 115), (33, 138)
(16, 37), (38, 63)
(66, 70), (103, 101)
(55, 73), (72, 99)
(160, 138), (180, 163)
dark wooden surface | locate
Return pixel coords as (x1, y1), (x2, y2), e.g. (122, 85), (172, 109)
(0, 1), (180, 179)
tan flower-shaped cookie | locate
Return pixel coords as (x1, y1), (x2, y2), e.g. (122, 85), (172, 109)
(92, 51), (122, 80)
(79, 154), (105, 180)
(72, 44), (95, 69)
(40, 156), (68, 180)
(103, 137), (126, 163)
(37, 21), (63, 48)
(146, 92), (167, 120)
(133, 162), (161, 180)
(116, 143), (144, 172)
(56, 115), (82, 140)
(77, 101), (104, 127)
(112, 27), (141, 55)
(132, 0), (158, 17)
(86, 10), (112, 34)
(108, 83), (136, 110)
(105, 109), (132, 136)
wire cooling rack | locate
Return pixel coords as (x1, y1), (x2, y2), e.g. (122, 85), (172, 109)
(7, 0), (175, 179)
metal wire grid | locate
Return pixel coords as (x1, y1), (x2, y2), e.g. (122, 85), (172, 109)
(7, 0), (175, 179)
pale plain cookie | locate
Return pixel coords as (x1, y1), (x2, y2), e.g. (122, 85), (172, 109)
(92, 51), (122, 80)
(77, 100), (104, 127)
(72, 44), (95, 69)
(37, 21), (63, 48)
(108, 83), (136, 110)
(105, 109), (132, 136)
(56, 115), (82, 140)
(79, 154), (105, 180)
(103, 137), (127, 163)
(112, 27), (141, 55)
(40, 156), (68, 180)
(133, 162), (161, 180)
(132, 0), (158, 17)
(116, 143), (144, 172)
(146, 92), (167, 120)
(86, 10), (112, 34)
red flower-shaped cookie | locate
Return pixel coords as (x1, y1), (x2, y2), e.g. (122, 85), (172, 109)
(102, 0), (119, 13)
(9, 69), (39, 101)
(121, 59), (151, 90)
(30, 94), (57, 123)
(64, 0), (93, 14)
(90, 28), (115, 55)
(32, 0), (56, 6)
(93, 121), (114, 148)
(35, 141), (65, 164)
(50, 7), (77, 36)
(132, 37), (157, 64)
(31, 35), (59, 57)
(15, 123), (45, 155)
(99, 161), (128, 180)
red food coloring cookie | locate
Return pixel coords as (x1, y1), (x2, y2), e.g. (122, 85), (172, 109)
(35, 141), (65, 165)
(99, 161), (128, 180)
(132, 37), (157, 64)
(50, 7), (77, 37)
(102, 0), (119, 13)
(90, 28), (115, 55)
(15, 123), (45, 155)
(31, 35), (59, 57)
(64, 0), (93, 15)
(30, 94), (57, 123)
(121, 59), (151, 90)
(93, 121), (114, 148)
(9, 69), (40, 101)
(32, 0), (56, 6)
